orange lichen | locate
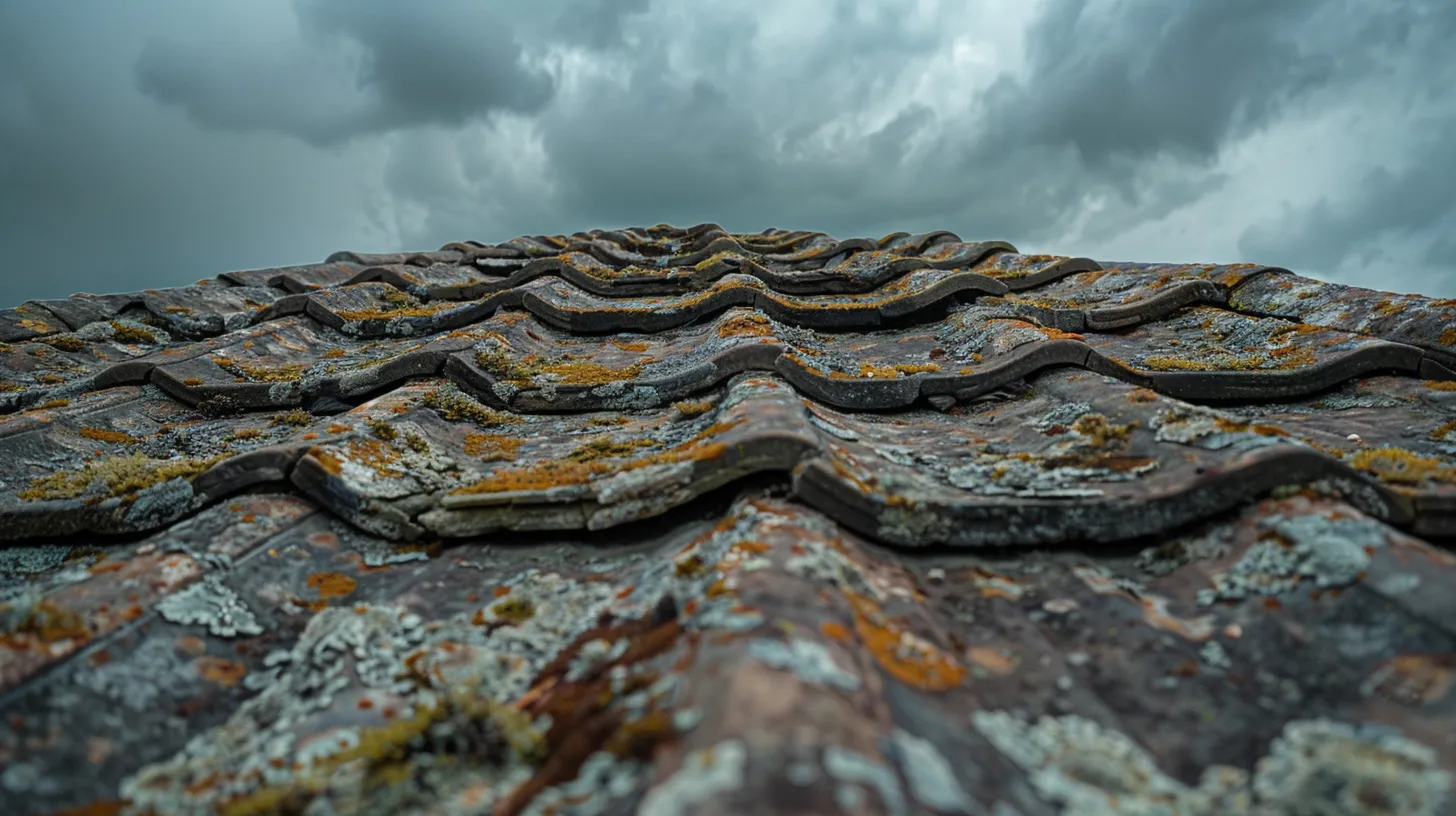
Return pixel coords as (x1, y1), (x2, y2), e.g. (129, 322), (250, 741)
(1438, 327), (1456, 346)
(1426, 380), (1456, 391)
(1431, 419), (1456, 442)
(832, 362), (942, 379)
(843, 590), (965, 691)
(307, 572), (358, 599)
(672, 399), (715, 418)
(311, 438), (404, 479)
(450, 419), (740, 496)
(197, 656), (248, 687)
(717, 312), (775, 337)
(3, 599), (90, 644)
(819, 621), (852, 642)
(323, 348), (347, 359)
(182, 377), (205, 386)
(79, 427), (138, 445)
(463, 433), (524, 461)
(38, 398), (70, 409)
(611, 340), (650, 352)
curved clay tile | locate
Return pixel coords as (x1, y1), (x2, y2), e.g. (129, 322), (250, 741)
(0, 226), (1453, 815)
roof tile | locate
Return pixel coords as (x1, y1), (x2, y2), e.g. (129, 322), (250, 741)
(1, 225), (1453, 814)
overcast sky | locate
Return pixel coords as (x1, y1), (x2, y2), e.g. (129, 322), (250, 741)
(2, 0), (1453, 304)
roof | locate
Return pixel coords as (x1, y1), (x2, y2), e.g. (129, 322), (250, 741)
(1, 224), (1454, 815)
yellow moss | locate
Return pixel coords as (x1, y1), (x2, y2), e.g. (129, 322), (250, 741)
(1351, 447), (1456, 485)
(110, 322), (157, 344)
(421, 386), (522, 427)
(489, 596), (537, 625)
(588, 416), (632, 427)
(716, 312), (775, 338)
(79, 427), (139, 445)
(333, 289), (451, 322)
(451, 420), (740, 496)
(369, 420), (398, 441)
(463, 433), (523, 461)
(565, 436), (656, 462)
(215, 357), (308, 383)
(39, 335), (88, 352)
(18, 452), (220, 502)
(1072, 414), (1138, 447)
(1142, 344), (1317, 372)
(403, 432), (431, 454)
(673, 399), (715, 418)
(831, 362), (942, 379)
(269, 409), (313, 427)
(229, 429), (265, 441)
(477, 346), (647, 387)
(673, 553), (710, 579)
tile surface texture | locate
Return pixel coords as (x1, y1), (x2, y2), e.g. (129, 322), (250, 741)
(1, 224), (1455, 815)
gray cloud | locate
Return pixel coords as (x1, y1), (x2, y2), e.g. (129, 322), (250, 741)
(135, 0), (557, 146)
(2, 0), (1454, 306)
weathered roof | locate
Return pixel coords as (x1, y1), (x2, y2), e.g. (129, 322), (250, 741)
(1, 224), (1454, 815)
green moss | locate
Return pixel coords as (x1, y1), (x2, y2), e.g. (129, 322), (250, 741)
(269, 409), (313, 427)
(421, 385), (521, 427)
(489, 596), (537, 625)
(564, 436), (656, 462)
(110, 322), (158, 344)
(38, 334), (88, 353)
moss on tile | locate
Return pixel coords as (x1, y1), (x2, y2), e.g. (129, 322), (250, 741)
(18, 452), (222, 502)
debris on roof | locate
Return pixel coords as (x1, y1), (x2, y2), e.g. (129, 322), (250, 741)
(1, 224), (1453, 815)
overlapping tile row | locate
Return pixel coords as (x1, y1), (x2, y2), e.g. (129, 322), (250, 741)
(4, 490), (1453, 814)
(2, 225), (1456, 815)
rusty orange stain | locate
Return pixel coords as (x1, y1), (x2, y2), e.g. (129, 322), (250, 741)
(197, 656), (247, 687)
(820, 621), (852, 643)
(844, 590), (965, 691)
(307, 572), (357, 599)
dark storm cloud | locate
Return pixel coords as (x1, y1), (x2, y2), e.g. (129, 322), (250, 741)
(0, 1), (389, 304)
(1237, 2), (1456, 291)
(135, 0), (557, 146)
(2, 0), (1454, 305)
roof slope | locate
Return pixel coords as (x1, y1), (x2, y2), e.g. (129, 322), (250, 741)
(1, 224), (1454, 814)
